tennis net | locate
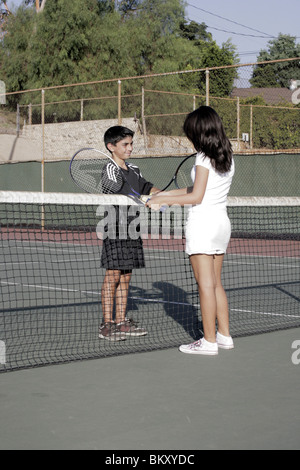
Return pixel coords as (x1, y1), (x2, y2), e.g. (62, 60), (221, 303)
(0, 191), (299, 372)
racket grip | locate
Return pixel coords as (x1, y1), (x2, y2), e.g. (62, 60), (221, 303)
(140, 194), (167, 212)
(139, 195), (150, 204)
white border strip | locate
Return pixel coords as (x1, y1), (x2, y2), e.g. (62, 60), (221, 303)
(0, 192), (299, 207)
(0, 191), (138, 205)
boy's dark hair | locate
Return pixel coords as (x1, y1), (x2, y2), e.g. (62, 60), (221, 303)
(183, 106), (233, 174)
(104, 126), (134, 152)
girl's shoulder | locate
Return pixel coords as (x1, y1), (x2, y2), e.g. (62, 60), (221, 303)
(195, 152), (211, 169)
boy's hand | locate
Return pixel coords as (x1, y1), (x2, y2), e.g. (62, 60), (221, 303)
(145, 196), (165, 211)
(139, 195), (151, 204)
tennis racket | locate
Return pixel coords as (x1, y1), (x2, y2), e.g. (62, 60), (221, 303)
(69, 147), (149, 205)
(160, 153), (197, 191)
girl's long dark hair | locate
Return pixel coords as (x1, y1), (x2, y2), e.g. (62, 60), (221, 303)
(183, 106), (233, 174)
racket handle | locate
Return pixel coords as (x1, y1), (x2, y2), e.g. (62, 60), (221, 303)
(141, 195), (167, 212)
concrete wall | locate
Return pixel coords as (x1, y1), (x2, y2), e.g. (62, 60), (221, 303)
(0, 117), (197, 163)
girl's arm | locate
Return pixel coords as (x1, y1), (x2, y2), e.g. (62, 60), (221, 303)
(146, 165), (209, 209)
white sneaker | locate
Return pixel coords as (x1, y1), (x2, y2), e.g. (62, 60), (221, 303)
(216, 332), (234, 350)
(179, 338), (218, 356)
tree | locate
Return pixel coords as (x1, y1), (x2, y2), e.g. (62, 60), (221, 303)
(179, 20), (212, 43)
(251, 34), (300, 88)
(203, 41), (238, 97)
(0, 6), (35, 94)
(0, 1), (10, 38)
(25, 0), (47, 12)
(0, 0), (238, 122)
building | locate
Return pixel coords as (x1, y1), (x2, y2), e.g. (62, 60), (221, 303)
(231, 87), (295, 106)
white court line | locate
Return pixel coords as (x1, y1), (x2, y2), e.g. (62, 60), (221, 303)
(0, 257), (102, 268)
(1, 254), (298, 269)
(1, 280), (299, 319)
(5, 240), (299, 263)
(231, 308), (300, 319)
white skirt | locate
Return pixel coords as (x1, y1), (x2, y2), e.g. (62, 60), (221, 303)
(185, 208), (231, 256)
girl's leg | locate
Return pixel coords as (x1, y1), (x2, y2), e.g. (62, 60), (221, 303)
(213, 254), (230, 337)
(190, 254), (217, 343)
(190, 253), (231, 341)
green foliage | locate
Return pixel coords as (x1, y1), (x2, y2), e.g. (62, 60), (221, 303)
(0, 5), (34, 106)
(1, 0), (237, 93)
(251, 34), (300, 88)
(199, 40), (238, 97)
(251, 106), (300, 149)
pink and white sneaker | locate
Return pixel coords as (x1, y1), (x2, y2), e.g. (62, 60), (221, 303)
(179, 338), (218, 356)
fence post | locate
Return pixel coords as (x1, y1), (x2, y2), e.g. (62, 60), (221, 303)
(16, 104), (20, 137)
(41, 89), (45, 229)
(118, 80), (122, 124)
(141, 87), (148, 153)
(250, 105), (253, 149)
(205, 69), (210, 106)
(80, 99), (84, 121)
(41, 89), (45, 192)
(28, 103), (32, 125)
(237, 97), (240, 151)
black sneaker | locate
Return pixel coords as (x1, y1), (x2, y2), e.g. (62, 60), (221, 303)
(116, 318), (148, 336)
(99, 322), (126, 341)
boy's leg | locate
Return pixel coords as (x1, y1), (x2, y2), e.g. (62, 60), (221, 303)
(115, 270), (132, 324)
(100, 269), (127, 341)
(101, 269), (121, 323)
(115, 269), (148, 337)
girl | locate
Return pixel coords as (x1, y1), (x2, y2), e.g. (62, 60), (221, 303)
(147, 106), (235, 355)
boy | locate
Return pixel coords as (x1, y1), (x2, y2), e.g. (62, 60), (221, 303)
(99, 126), (160, 341)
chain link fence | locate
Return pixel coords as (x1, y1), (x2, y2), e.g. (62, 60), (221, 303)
(0, 58), (299, 195)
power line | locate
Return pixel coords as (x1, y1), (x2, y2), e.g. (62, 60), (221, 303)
(187, 3), (274, 38)
(187, 4), (300, 40)
(199, 22), (276, 39)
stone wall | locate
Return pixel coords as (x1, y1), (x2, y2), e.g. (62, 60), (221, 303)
(1, 117), (244, 163)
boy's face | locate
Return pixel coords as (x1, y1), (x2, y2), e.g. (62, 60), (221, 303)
(108, 136), (133, 162)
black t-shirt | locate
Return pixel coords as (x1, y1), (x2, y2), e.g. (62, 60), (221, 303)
(102, 161), (153, 196)
(101, 161), (153, 239)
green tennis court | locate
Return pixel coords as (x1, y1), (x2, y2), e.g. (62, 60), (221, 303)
(0, 328), (299, 450)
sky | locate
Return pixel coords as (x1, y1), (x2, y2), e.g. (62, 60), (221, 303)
(5, 0), (300, 64)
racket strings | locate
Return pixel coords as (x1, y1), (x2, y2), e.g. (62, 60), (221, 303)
(174, 160), (195, 189)
(70, 149), (124, 194)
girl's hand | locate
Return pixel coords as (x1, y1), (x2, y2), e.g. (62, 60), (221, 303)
(146, 196), (166, 211)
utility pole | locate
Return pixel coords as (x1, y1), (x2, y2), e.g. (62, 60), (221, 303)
(36, 0), (39, 12)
